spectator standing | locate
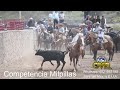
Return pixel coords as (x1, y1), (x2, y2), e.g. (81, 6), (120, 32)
(52, 11), (59, 29)
(27, 17), (35, 27)
(96, 15), (100, 23)
(100, 16), (106, 29)
(48, 12), (53, 23)
(59, 11), (65, 23)
(85, 16), (93, 31)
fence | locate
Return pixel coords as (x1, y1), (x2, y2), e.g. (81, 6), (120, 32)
(0, 19), (25, 31)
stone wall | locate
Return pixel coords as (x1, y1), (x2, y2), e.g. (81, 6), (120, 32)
(0, 29), (35, 64)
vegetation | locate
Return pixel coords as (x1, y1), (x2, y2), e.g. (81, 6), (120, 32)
(0, 11), (120, 24)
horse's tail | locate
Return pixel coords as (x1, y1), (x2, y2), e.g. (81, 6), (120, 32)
(63, 51), (69, 55)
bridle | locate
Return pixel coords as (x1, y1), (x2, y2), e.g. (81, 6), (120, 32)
(85, 32), (97, 46)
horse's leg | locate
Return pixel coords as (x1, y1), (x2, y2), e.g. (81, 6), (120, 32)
(60, 60), (66, 71)
(109, 48), (114, 61)
(115, 42), (118, 53)
(76, 57), (79, 67)
(107, 50), (111, 61)
(90, 45), (92, 55)
(82, 50), (85, 59)
(70, 56), (72, 65)
(73, 58), (77, 72)
(111, 51), (114, 61)
(93, 50), (97, 61)
(107, 49), (112, 61)
(54, 61), (60, 71)
(38, 60), (45, 71)
(104, 49), (107, 55)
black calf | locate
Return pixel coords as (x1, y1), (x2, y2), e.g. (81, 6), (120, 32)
(35, 50), (68, 71)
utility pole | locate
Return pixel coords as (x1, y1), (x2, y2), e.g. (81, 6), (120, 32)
(19, 11), (21, 19)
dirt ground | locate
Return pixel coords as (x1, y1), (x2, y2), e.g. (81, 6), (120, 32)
(0, 46), (120, 79)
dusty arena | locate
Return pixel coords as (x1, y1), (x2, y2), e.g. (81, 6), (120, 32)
(0, 45), (120, 79)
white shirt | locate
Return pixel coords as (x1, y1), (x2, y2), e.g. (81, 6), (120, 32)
(59, 27), (65, 33)
(49, 13), (53, 19)
(105, 18), (106, 25)
(98, 31), (104, 38)
(40, 24), (45, 29)
(95, 26), (102, 33)
(52, 12), (59, 21)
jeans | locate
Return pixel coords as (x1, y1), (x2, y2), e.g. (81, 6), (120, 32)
(98, 37), (103, 48)
(59, 19), (64, 23)
(53, 19), (58, 29)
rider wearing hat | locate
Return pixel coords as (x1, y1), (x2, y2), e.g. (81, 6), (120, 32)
(106, 26), (113, 33)
(47, 22), (54, 33)
(94, 22), (102, 33)
(58, 23), (65, 34)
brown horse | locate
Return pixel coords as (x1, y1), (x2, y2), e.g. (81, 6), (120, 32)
(67, 35), (82, 71)
(85, 31), (115, 61)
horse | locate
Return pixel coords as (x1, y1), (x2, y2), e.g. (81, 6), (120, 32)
(66, 33), (83, 71)
(43, 31), (53, 50)
(106, 31), (120, 53)
(85, 31), (115, 61)
(37, 30), (44, 49)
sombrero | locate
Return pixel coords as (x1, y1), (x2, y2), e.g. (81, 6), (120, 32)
(106, 25), (111, 28)
(58, 23), (64, 27)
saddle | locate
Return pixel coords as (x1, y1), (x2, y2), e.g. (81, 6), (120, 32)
(96, 34), (108, 44)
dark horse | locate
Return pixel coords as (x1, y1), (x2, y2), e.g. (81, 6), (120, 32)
(67, 35), (82, 71)
(85, 31), (115, 61)
(106, 31), (120, 53)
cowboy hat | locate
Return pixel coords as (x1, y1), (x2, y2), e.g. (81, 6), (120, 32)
(80, 23), (87, 27)
(30, 17), (33, 20)
(96, 22), (100, 25)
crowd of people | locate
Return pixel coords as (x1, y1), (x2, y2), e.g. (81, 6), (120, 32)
(26, 11), (67, 33)
(26, 12), (113, 50)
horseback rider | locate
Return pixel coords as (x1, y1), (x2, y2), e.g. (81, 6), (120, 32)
(94, 22), (102, 33)
(58, 23), (65, 35)
(93, 22), (104, 49)
(97, 27), (104, 49)
(80, 23), (88, 39)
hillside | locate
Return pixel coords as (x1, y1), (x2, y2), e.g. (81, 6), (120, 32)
(0, 11), (120, 24)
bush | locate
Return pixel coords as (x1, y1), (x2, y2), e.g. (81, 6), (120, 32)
(112, 25), (120, 31)
(111, 17), (120, 23)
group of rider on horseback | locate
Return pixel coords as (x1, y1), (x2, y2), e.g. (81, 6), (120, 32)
(80, 15), (114, 50)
